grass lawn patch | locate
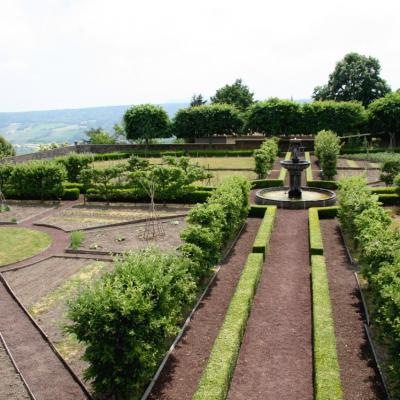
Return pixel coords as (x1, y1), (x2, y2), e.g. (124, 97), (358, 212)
(0, 227), (52, 266)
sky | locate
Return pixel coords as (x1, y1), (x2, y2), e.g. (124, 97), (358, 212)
(1, 0), (399, 112)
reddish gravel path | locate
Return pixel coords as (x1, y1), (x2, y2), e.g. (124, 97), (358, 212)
(228, 210), (313, 400)
(0, 281), (89, 400)
(321, 220), (385, 400)
(148, 218), (261, 400)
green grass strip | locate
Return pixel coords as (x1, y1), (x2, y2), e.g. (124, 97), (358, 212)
(311, 254), (343, 400)
(309, 207), (324, 255)
(193, 252), (265, 400)
(305, 152), (313, 183)
(252, 206), (277, 259)
(278, 151), (291, 182)
(346, 159), (358, 168)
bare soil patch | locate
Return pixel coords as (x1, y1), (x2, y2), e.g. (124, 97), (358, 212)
(320, 219), (385, 399)
(0, 203), (53, 223)
(39, 203), (190, 231)
(77, 217), (186, 253)
(148, 218), (261, 400)
(228, 210), (313, 400)
(0, 340), (31, 400)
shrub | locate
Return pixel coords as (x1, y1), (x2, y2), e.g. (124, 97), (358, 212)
(0, 163), (14, 191)
(307, 180), (338, 190)
(70, 231), (85, 249)
(0, 135), (15, 159)
(309, 208), (324, 256)
(252, 206), (277, 258)
(251, 179), (283, 189)
(314, 130), (341, 179)
(380, 160), (400, 185)
(253, 138), (279, 179)
(55, 152), (94, 182)
(8, 160), (67, 200)
(66, 247), (197, 399)
(62, 188), (80, 200)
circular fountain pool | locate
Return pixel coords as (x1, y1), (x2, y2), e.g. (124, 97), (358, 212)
(255, 187), (336, 209)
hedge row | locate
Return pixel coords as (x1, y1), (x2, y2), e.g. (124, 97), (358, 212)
(252, 206), (277, 258)
(253, 138), (279, 179)
(309, 208), (324, 256)
(250, 179), (283, 189)
(307, 180), (338, 190)
(311, 254), (343, 400)
(377, 193), (400, 205)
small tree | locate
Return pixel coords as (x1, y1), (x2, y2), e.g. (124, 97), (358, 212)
(368, 92), (400, 148)
(190, 94), (207, 107)
(253, 138), (279, 179)
(55, 152), (94, 182)
(85, 128), (116, 144)
(211, 79), (254, 111)
(0, 135), (15, 159)
(123, 104), (171, 146)
(314, 130), (341, 179)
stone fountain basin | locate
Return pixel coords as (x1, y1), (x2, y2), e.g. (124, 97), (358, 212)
(255, 186), (336, 209)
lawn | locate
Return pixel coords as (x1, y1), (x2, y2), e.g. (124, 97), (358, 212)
(93, 157), (255, 170)
(0, 227), (52, 266)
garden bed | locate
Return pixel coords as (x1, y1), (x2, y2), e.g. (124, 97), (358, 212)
(0, 202), (54, 224)
(70, 217), (186, 254)
(3, 256), (114, 388)
(38, 203), (190, 231)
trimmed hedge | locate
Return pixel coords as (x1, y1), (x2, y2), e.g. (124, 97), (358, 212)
(309, 208), (324, 256)
(377, 193), (400, 205)
(316, 206), (339, 219)
(192, 253), (264, 400)
(251, 179), (283, 189)
(311, 255), (343, 400)
(252, 206), (277, 258)
(248, 205), (268, 217)
(371, 186), (396, 194)
(278, 152), (291, 181)
(61, 188), (80, 200)
(307, 180), (338, 190)
(63, 182), (85, 193)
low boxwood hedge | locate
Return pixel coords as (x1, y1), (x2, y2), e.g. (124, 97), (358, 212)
(311, 255), (343, 400)
(63, 182), (85, 193)
(192, 253), (264, 400)
(62, 188), (80, 200)
(371, 186), (396, 195)
(307, 180), (338, 190)
(251, 179), (283, 189)
(248, 205), (268, 217)
(377, 193), (400, 205)
(309, 208), (324, 256)
(316, 206), (339, 219)
(252, 206), (277, 258)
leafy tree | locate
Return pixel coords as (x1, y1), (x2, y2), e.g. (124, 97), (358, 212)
(173, 104), (243, 140)
(368, 92), (400, 148)
(0, 135), (15, 159)
(302, 100), (366, 135)
(85, 128), (116, 144)
(123, 104), (171, 146)
(253, 138), (279, 178)
(246, 98), (302, 135)
(211, 78), (254, 111)
(190, 94), (207, 107)
(55, 152), (94, 182)
(313, 52), (391, 106)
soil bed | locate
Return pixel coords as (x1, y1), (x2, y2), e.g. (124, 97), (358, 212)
(0, 339), (31, 400)
(4, 256), (114, 388)
(337, 168), (380, 183)
(76, 217), (186, 254)
(0, 203), (53, 223)
(38, 203), (190, 231)
(228, 210), (313, 400)
(320, 219), (385, 399)
(148, 218), (261, 400)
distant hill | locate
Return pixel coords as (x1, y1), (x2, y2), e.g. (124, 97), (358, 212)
(0, 103), (188, 150)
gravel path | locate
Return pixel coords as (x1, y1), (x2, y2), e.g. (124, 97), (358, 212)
(228, 210), (313, 400)
(148, 218), (261, 400)
(321, 220), (385, 400)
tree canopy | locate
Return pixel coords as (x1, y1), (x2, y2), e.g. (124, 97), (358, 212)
(190, 94), (207, 107)
(123, 104), (171, 145)
(313, 53), (391, 106)
(368, 92), (400, 147)
(85, 128), (116, 144)
(211, 79), (254, 111)
(0, 135), (15, 159)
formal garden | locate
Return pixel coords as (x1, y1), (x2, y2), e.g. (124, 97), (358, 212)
(1, 62), (400, 400)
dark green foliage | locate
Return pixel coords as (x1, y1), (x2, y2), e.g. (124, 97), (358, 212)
(211, 79), (254, 111)
(309, 208), (324, 256)
(8, 161), (66, 200)
(252, 206), (277, 258)
(313, 52), (391, 106)
(190, 94), (207, 107)
(62, 188), (80, 200)
(55, 152), (94, 182)
(62, 182), (85, 193)
(0, 135), (15, 159)
(314, 130), (341, 179)
(246, 98), (302, 135)
(0, 163), (14, 191)
(127, 155), (150, 171)
(302, 101), (366, 135)
(66, 247), (197, 399)
(315, 206), (339, 219)
(123, 104), (171, 145)
(368, 92), (400, 147)
(253, 138), (279, 179)
(380, 160), (400, 185)
(251, 179), (284, 189)
(307, 180), (338, 190)
(173, 104), (243, 140)
(377, 193), (400, 205)
(248, 205), (268, 217)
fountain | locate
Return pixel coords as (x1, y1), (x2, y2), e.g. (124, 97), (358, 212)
(255, 138), (336, 209)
